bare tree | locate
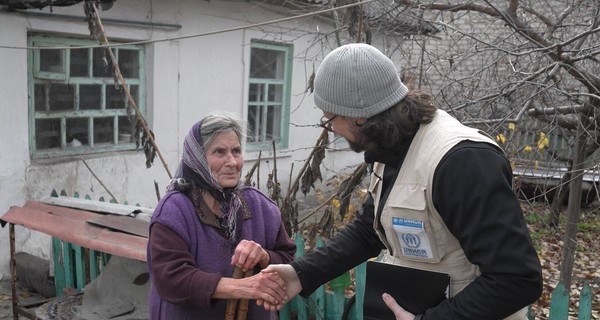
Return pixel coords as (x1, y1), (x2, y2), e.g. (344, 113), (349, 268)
(258, 2), (598, 290)
(389, 0), (600, 290)
(266, 0), (599, 294)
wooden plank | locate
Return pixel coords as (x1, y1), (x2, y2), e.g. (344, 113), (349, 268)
(329, 256), (351, 320)
(41, 196), (153, 217)
(549, 282), (569, 320)
(52, 238), (66, 297)
(292, 233), (307, 319)
(308, 287), (324, 320)
(308, 238), (325, 320)
(354, 261), (366, 320)
(63, 242), (74, 290)
(88, 249), (100, 280)
(278, 303), (291, 320)
(73, 244), (85, 290)
(578, 283), (592, 320)
(86, 214), (149, 238)
(332, 287), (345, 320)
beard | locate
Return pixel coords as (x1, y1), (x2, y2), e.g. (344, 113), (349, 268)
(347, 134), (390, 162)
(347, 137), (367, 153)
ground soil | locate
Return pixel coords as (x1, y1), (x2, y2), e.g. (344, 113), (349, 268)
(524, 203), (600, 319)
(0, 280), (47, 320)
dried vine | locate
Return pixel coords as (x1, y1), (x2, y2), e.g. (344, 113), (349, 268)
(83, 0), (172, 177)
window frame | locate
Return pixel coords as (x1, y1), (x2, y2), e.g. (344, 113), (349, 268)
(245, 40), (293, 152)
(28, 33), (146, 159)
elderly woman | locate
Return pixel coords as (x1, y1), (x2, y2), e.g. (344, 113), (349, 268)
(147, 112), (296, 319)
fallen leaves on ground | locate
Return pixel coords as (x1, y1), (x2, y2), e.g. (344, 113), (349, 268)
(526, 204), (600, 320)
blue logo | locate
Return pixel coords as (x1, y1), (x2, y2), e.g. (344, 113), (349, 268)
(401, 233), (421, 248)
(392, 217), (423, 229)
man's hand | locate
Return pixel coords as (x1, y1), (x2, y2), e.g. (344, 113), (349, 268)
(256, 264), (303, 311)
(382, 293), (416, 320)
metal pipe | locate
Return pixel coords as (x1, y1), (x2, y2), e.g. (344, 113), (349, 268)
(15, 10), (182, 29)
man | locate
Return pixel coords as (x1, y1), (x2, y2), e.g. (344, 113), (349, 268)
(263, 43), (542, 319)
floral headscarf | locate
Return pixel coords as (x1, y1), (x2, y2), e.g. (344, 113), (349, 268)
(168, 118), (242, 241)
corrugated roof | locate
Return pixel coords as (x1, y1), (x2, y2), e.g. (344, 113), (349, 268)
(1, 200), (148, 262)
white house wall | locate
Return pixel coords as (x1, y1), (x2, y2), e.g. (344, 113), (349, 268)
(0, 0), (366, 280)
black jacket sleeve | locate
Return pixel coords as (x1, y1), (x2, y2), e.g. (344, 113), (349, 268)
(421, 141), (543, 319)
(290, 195), (386, 297)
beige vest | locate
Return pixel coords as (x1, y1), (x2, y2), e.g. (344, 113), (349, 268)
(368, 110), (527, 319)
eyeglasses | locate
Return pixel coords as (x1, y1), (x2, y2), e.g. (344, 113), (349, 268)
(319, 115), (337, 132)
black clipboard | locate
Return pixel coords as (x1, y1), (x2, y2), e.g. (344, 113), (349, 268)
(363, 260), (451, 319)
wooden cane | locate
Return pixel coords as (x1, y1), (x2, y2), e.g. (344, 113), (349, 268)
(225, 267), (245, 320)
(225, 267), (255, 320)
(235, 269), (254, 320)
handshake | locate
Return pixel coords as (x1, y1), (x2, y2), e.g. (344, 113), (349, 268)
(247, 264), (413, 320)
(249, 264), (301, 311)
(227, 240), (412, 319)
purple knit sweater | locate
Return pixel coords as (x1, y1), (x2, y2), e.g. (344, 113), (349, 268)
(147, 186), (295, 320)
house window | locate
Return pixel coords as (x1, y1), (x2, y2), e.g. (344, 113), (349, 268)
(246, 41), (293, 151)
(28, 34), (145, 158)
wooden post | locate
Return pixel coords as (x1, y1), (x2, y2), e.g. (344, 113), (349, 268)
(9, 223), (18, 320)
(559, 117), (587, 288)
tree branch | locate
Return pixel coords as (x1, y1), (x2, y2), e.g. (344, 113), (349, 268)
(85, 1), (172, 178)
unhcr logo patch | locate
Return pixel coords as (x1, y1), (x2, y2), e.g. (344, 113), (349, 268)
(392, 216), (435, 259)
(401, 233), (421, 248)
(401, 233), (428, 257)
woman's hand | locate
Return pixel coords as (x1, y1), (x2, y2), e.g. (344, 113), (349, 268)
(242, 271), (288, 305)
(213, 271), (288, 306)
(232, 240), (270, 271)
(382, 293), (415, 320)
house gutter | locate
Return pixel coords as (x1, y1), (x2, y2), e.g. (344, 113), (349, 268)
(13, 10), (182, 30)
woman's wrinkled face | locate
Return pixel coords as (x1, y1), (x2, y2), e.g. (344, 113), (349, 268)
(205, 130), (243, 189)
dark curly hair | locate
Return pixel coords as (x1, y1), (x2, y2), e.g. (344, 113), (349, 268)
(355, 90), (438, 153)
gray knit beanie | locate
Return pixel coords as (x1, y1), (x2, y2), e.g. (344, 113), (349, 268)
(314, 43), (409, 118)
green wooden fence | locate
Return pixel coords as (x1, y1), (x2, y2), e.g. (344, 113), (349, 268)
(279, 233), (596, 320)
(51, 189), (131, 296)
(546, 282), (593, 320)
(277, 234), (366, 320)
(52, 238), (111, 296)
